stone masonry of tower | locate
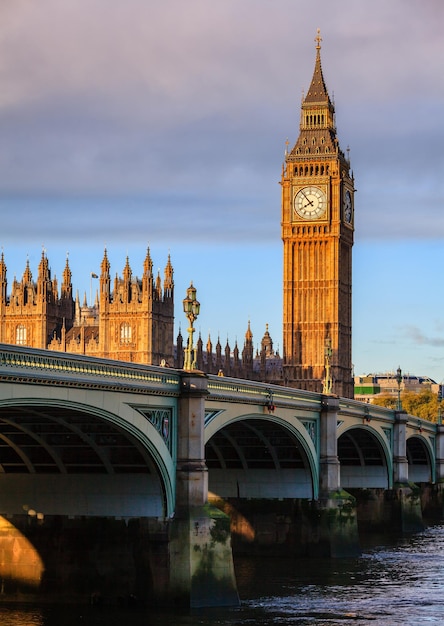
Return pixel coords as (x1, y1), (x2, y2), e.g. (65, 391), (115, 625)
(281, 32), (355, 398)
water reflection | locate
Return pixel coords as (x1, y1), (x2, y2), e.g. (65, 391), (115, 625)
(0, 516), (44, 588)
(239, 526), (444, 624)
(2, 526), (444, 625)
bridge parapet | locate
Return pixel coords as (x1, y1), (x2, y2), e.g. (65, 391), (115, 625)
(0, 343), (180, 395)
(339, 396), (438, 436)
(339, 397), (395, 423)
(207, 374), (322, 412)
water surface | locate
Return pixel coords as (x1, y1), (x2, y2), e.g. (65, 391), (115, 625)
(2, 525), (444, 625)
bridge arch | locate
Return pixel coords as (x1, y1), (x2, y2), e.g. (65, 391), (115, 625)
(0, 397), (176, 518)
(338, 425), (392, 490)
(204, 410), (318, 500)
(407, 434), (434, 484)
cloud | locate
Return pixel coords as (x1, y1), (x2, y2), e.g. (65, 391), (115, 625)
(0, 0), (443, 245)
(404, 326), (444, 348)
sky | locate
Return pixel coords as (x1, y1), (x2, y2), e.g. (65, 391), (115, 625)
(0, 0), (443, 382)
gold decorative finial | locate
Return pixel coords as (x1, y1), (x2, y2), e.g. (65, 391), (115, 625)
(315, 28), (322, 50)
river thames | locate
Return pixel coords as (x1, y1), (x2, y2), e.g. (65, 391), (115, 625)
(1, 525), (444, 625)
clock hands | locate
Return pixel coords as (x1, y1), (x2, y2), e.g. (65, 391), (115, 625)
(294, 186), (326, 219)
(301, 190), (314, 208)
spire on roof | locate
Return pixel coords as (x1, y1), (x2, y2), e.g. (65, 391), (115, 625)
(101, 248), (110, 276)
(0, 250), (6, 280)
(304, 28), (331, 106)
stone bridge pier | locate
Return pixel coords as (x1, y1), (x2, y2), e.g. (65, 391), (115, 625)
(391, 411), (423, 533)
(169, 371), (239, 607)
(318, 396), (360, 557)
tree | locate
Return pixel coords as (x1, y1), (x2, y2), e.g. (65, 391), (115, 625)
(372, 389), (444, 422)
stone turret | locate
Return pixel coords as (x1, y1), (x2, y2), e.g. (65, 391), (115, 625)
(0, 248), (174, 367)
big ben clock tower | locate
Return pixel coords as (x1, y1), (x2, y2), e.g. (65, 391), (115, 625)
(281, 30), (354, 398)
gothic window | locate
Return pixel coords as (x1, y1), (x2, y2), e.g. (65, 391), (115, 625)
(120, 323), (132, 344)
(16, 324), (27, 345)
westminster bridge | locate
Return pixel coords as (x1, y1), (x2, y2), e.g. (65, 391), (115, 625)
(0, 343), (443, 606)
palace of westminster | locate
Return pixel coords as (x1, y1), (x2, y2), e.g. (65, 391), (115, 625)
(0, 33), (356, 399)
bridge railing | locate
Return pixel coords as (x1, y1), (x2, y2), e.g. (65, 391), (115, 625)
(0, 343), (181, 395)
(0, 344), (439, 434)
(339, 396), (438, 436)
(207, 374), (323, 412)
(339, 397), (395, 423)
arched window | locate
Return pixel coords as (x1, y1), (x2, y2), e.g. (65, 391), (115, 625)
(16, 325), (27, 346)
(120, 323), (132, 345)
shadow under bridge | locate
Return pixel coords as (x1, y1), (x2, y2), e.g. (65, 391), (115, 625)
(0, 402), (169, 519)
(205, 416), (316, 500)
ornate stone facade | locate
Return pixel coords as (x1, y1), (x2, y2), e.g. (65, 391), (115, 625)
(0, 248), (279, 381)
(0, 249), (175, 366)
(175, 322), (283, 384)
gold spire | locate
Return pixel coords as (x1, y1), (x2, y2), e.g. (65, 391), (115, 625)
(304, 29), (330, 105)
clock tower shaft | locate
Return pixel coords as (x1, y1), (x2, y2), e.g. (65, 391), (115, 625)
(281, 31), (354, 398)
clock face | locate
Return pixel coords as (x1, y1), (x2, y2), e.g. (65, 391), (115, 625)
(344, 190), (352, 223)
(294, 186), (327, 220)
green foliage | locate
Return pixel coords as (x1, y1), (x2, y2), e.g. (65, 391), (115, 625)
(372, 390), (444, 422)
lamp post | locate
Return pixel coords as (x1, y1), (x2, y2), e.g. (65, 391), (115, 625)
(438, 385), (442, 425)
(322, 337), (333, 395)
(396, 366), (403, 411)
(182, 282), (200, 371)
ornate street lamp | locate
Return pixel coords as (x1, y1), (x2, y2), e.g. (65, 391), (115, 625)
(182, 282), (200, 371)
(438, 385), (442, 425)
(322, 337), (333, 395)
(396, 366), (403, 411)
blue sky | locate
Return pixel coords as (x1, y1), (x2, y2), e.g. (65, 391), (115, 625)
(0, 1), (443, 382)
